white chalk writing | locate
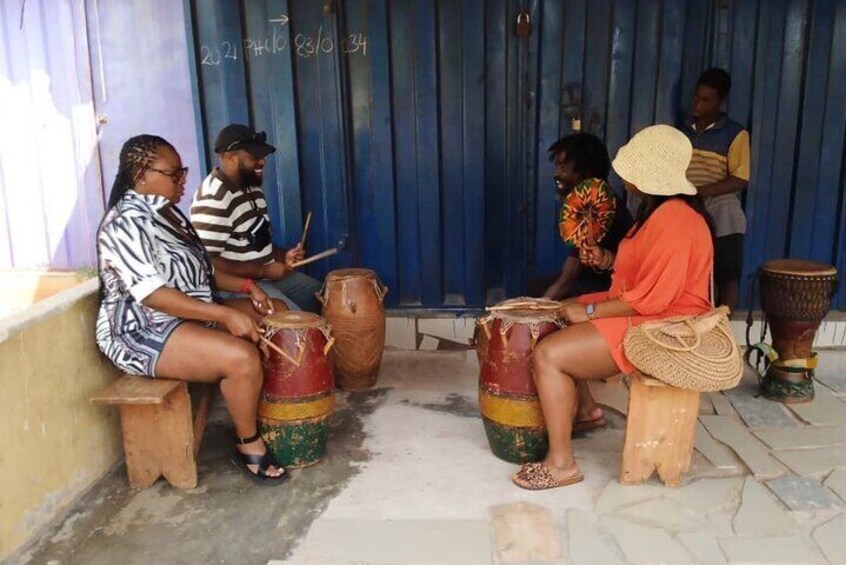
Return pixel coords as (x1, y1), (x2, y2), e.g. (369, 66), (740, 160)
(199, 26), (368, 66)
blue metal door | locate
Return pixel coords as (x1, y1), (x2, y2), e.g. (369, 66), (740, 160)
(190, 0), (537, 308)
(189, 0), (846, 311)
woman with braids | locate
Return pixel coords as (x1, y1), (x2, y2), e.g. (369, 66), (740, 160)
(96, 135), (288, 485)
(512, 125), (714, 490)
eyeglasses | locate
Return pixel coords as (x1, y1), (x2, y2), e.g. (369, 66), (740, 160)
(147, 166), (189, 183)
(224, 131), (267, 152)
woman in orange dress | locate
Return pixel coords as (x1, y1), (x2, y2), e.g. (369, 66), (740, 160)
(513, 125), (715, 490)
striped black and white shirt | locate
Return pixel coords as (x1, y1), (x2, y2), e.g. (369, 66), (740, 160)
(190, 170), (274, 263)
(96, 191), (215, 347)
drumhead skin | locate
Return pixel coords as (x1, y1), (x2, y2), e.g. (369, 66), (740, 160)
(263, 311), (324, 329)
(761, 259), (837, 277)
(326, 268), (375, 281)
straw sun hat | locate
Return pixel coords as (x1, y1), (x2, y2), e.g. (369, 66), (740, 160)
(612, 124), (697, 196)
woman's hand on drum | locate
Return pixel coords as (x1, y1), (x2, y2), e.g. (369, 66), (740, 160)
(220, 307), (261, 342)
(248, 285), (275, 316)
(559, 302), (589, 324)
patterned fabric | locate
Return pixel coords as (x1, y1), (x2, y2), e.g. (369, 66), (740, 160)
(682, 115), (750, 237)
(558, 178), (617, 249)
(190, 170), (274, 263)
(96, 190), (215, 376)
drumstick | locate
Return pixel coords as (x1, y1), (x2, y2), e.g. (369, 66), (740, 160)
(258, 335), (302, 366)
(291, 247), (338, 268)
(258, 335), (286, 357)
(299, 211), (312, 248)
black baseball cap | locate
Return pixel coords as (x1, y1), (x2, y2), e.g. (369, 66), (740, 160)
(214, 124), (276, 158)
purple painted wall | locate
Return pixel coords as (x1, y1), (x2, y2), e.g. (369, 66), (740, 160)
(86, 0), (203, 216)
(0, 0), (202, 270)
(0, 0), (102, 269)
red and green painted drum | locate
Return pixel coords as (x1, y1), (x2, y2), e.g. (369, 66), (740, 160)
(259, 311), (335, 468)
(477, 298), (563, 463)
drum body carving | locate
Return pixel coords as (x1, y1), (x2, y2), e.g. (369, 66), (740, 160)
(259, 312), (335, 467)
(757, 259), (838, 403)
(318, 269), (388, 390)
(477, 298), (563, 463)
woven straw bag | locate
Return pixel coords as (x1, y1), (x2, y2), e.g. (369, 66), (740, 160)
(623, 306), (743, 392)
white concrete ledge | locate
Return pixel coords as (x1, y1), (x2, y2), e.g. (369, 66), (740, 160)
(0, 278), (99, 344)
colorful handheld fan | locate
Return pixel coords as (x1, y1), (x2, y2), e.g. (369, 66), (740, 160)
(558, 178), (616, 248)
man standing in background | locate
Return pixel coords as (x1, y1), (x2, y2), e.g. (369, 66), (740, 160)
(683, 68), (751, 311)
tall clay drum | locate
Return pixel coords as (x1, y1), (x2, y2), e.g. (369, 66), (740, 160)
(477, 297), (563, 463)
(258, 311), (335, 467)
(318, 268), (388, 391)
(758, 259), (837, 403)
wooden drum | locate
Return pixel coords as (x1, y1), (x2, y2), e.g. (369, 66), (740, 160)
(258, 312), (335, 467)
(757, 259), (838, 403)
(477, 298), (563, 463)
(317, 268), (388, 391)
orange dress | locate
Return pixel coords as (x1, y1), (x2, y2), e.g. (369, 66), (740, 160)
(579, 199), (713, 374)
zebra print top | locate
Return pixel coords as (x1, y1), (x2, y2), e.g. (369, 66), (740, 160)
(96, 190), (216, 346)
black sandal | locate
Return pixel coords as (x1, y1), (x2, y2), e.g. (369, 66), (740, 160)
(230, 431), (288, 486)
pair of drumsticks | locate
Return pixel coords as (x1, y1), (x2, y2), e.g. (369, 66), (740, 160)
(258, 211), (337, 354)
(290, 211), (338, 268)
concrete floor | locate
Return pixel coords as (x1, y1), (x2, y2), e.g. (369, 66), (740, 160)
(15, 349), (846, 565)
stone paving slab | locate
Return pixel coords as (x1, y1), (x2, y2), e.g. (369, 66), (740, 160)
(277, 519), (493, 565)
(491, 502), (560, 563)
(786, 386), (846, 425)
(694, 422), (743, 471)
(600, 517), (694, 564)
(708, 392), (738, 416)
(700, 394), (715, 415)
(718, 536), (826, 564)
(753, 425), (846, 450)
(765, 476), (845, 511)
(566, 509), (625, 565)
(699, 416), (788, 479)
(616, 498), (708, 533)
(723, 387), (798, 428)
(814, 351), (846, 395)
(733, 478), (795, 535)
(772, 445), (846, 479)
(812, 514), (846, 565)
(823, 469), (846, 502)
(676, 532), (728, 565)
(593, 481), (665, 515)
(666, 477), (744, 514)
(815, 372), (846, 395)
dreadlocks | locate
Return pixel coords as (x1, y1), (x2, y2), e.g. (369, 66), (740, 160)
(107, 135), (176, 210)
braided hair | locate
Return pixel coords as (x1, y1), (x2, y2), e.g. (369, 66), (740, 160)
(106, 135), (176, 210)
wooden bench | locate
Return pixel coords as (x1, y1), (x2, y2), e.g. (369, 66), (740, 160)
(620, 372), (700, 487)
(90, 375), (214, 490)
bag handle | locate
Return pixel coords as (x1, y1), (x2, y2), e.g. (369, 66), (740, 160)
(640, 312), (739, 362)
(642, 318), (702, 352)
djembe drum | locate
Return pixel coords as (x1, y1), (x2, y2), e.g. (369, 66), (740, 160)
(476, 297), (563, 463)
(318, 268), (388, 390)
(753, 259), (838, 403)
(259, 312), (335, 467)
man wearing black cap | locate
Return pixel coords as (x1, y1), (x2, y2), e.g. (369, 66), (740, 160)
(190, 123), (322, 313)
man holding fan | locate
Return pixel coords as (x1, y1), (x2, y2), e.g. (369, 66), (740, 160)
(191, 124), (323, 313)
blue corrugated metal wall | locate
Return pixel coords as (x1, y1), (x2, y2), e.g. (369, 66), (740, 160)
(190, 0), (846, 310)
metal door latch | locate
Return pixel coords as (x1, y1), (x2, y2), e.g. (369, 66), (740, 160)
(516, 12), (532, 37)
